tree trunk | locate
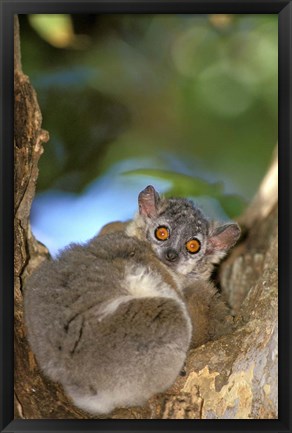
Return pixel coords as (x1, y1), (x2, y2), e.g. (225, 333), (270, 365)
(14, 16), (278, 419)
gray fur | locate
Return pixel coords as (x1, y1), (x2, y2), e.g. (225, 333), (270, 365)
(125, 185), (241, 350)
(24, 185), (240, 415)
(127, 185), (240, 286)
(25, 232), (192, 415)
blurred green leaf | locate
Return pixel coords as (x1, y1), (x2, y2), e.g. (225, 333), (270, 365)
(123, 168), (246, 218)
(123, 168), (224, 196)
(29, 14), (75, 48)
(217, 194), (246, 218)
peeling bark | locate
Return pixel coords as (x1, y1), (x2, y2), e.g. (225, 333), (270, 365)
(14, 16), (278, 419)
(14, 15), (85, 420)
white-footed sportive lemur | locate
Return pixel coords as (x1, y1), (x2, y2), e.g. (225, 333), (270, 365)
(24, 185), (241, 415)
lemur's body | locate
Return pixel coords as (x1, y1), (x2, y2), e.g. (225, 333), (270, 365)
(24, 185), (240, 414)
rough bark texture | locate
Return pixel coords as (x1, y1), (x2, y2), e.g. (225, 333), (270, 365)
(14, 16), (278, 419)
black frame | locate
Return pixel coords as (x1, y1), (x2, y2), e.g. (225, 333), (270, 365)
(0, 1), (291, 432)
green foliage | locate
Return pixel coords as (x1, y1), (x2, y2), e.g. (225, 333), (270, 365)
(19, 14), (277, 217)
(28, 14), (75, 48)
(123, 169), (223, 197)
(123, 168), (246, 218)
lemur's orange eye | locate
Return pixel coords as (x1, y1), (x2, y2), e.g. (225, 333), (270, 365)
(155, 226), (169, 241)
(186, 238), (201, 254)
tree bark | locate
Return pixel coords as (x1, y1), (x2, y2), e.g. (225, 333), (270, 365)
(14, 16), (278, 419)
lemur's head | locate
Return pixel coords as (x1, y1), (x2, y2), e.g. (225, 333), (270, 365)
(126, 185), (241, 282)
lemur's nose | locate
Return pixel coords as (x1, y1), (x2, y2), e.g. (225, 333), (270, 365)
(165, 248), (178, 262)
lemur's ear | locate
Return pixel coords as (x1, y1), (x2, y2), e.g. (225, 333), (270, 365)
(207, 223), (241, 254)
(138, 185), (161, 219)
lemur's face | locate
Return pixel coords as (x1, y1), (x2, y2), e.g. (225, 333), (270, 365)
(144, 200), (210, 280)
(137, 185), (241, 282)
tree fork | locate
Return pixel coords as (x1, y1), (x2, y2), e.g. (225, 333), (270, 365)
(13, 15), (278, 419)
